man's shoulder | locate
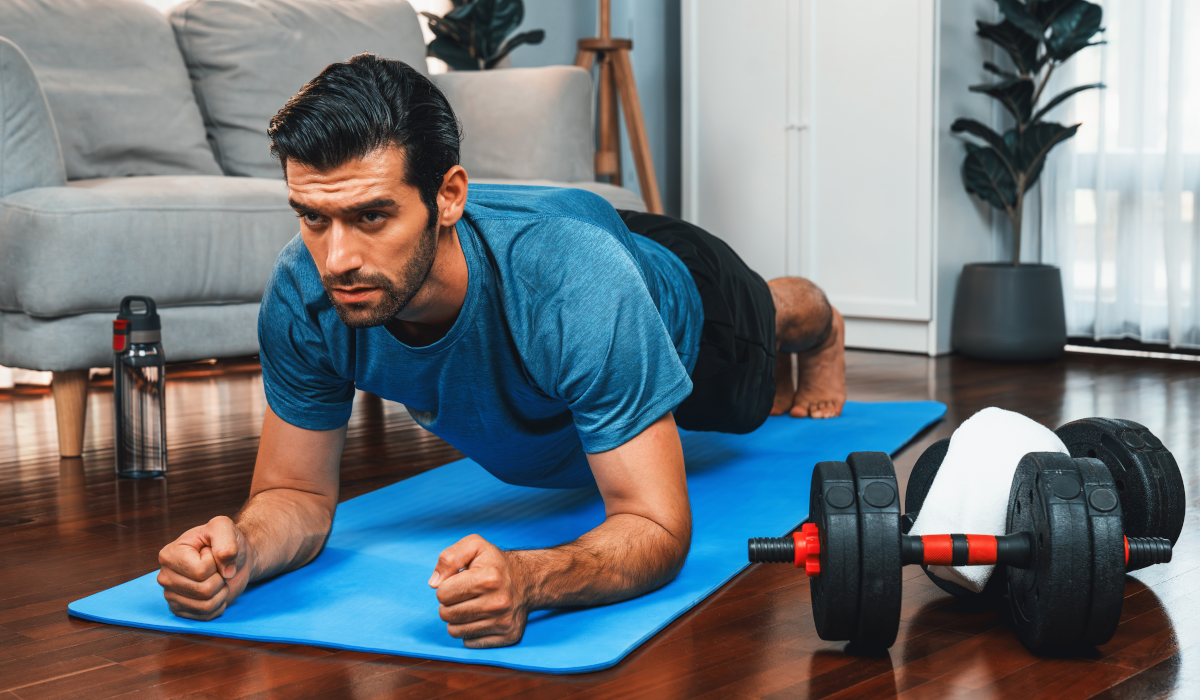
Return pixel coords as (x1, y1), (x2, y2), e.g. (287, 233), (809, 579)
(466, 184), (616, 223)
(465, 185), (636, 274)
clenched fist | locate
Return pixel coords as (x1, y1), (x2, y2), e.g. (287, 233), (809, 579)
(157, 515), (253, 620)
(429, 534), (530, 648)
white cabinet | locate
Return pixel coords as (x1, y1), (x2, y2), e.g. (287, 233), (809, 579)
(682, 0), (995, 355)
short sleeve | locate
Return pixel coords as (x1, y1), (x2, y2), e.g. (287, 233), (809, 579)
(508, 221), (693, 453)
(258, 237), (356, 431)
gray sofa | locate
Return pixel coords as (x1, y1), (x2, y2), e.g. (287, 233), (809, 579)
(0, 0), (643, 456)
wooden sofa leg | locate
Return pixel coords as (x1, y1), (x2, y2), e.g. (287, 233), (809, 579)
(52, 370), (89, 458)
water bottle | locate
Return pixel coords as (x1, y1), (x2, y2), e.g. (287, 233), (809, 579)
(112, 296), (167, 478)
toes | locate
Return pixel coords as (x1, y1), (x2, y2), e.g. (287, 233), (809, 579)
(790, 399), (845, 419)
(788, 402), (811, 418)
(809, 401), (845, 419)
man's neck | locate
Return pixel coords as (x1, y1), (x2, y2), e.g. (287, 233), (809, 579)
(385, 223), (468, 347)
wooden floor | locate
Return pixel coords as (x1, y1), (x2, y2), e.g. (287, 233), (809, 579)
(1, 350), (1198, 699)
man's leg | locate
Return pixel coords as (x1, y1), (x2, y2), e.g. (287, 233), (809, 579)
(768, 277), (846, 419)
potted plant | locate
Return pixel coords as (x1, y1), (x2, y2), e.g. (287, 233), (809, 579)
(423, 0), (545, 71)
(950, 0), (1104, 361)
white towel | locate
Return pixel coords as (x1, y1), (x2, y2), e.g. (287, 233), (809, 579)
(909, 407), (1068, 592)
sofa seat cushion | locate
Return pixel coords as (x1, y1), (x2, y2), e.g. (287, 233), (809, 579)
(170, 0), (428, 179)
(0, 303), (262, 373)
(0, 0), (222, 180)
(0, 176), (296, 318)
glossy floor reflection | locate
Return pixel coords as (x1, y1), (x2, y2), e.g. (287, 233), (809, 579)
(0, 351), (1197, 698)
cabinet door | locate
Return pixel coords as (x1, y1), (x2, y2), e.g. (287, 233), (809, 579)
(806, 0), (934, 322)
(682, 0), (934, 324)
(682, 0), (800, 282)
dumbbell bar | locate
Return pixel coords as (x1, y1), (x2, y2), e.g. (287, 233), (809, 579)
(747, 448), (1174, 652)
(750, 529), (1171, 570)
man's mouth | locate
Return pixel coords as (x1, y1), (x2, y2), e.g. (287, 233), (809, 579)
(331, 287), (380, 304)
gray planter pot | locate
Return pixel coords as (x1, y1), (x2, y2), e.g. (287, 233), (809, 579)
(951, 263), (1067, 361)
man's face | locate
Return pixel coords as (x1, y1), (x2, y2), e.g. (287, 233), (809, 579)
(287, 146), (438, 328)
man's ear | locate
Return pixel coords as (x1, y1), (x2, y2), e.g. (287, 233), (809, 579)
(436, 166), (468, 229)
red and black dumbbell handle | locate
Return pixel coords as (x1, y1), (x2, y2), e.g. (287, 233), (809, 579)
(748, 523), (1172, 576)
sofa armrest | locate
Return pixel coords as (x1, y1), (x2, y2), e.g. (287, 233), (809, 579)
(433, 66), (593, 183)
(0, 36), (65, 197)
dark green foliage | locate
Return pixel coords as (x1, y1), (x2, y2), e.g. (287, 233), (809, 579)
(958, 0), (1105, 265)
(423, 0), (545, 71)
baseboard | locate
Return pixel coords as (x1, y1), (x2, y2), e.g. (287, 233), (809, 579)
(843, 317), (930, 354)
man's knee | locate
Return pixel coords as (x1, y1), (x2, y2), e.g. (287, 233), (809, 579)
(769, 277), (833, 354)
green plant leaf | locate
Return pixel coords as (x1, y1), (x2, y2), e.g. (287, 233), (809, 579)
(970, 77), (1035, 125)
(984, 61), (1021, 80)
(1016, 121), (1080, 191)
(423, 12), (471, 46)
(963, 143), (1018, 211)
(996, 0), (1045, 39)
(976, 20), (1039, 75)
(1031, 82), (1104, 122)
(951, 118), (1018, 170)
(1033, 0), (1078, 24)
(1046, 1), (1103, 60)
(468, 0), (525, 62)
(484, 29), (545, 68)
(428, 36), (481, 70)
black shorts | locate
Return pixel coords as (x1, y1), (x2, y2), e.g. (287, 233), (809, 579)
(618, 210), (777, 434)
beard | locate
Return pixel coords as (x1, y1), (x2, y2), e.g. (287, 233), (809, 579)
(321, 219), (439, 329)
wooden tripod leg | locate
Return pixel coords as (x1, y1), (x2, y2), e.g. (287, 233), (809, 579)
(596, 55), (621, 182)
(574, 49), (595, 71)
(51, 370), (89, 458)
(611, 48), (663, 214)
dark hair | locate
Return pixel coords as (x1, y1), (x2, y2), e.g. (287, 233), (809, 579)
(268, 54), (462, 222)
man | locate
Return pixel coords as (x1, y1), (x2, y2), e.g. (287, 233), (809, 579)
(156, 54), (845, 648)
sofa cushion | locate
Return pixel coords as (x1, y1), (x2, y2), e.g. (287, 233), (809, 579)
(434, 67), (594, 183)
(0, 176), (296, 318)
(0, 0), (222, 180)
(0, 37), (66, 198)
(170, 0), (429, 179)
(0, 304), (263, 372)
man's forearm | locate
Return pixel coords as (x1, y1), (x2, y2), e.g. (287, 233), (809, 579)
(235, 489), (334, 581)
(510, 512), (691, 610)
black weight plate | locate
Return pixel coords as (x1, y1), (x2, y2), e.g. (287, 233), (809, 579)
(903, 438), (1007, 600)
(1074, 456), (1126, 646)
(1006, 452), (1123, 651)
(809, 460), (861, 642)
(1056, 417), (1186, 568)
(846, 452), (902, 648)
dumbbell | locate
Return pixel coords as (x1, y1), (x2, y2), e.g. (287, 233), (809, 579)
(747, 450), (1173, 652)
(905, 418), (1186, 598)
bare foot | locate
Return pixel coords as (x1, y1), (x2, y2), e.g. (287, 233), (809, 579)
(770, 352), (795, 416)
(790, 308), (846, 419)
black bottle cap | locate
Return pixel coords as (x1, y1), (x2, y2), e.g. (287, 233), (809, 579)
(117, 296), (161, 331)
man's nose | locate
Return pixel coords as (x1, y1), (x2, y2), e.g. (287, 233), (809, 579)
(325, 221), (363, 276)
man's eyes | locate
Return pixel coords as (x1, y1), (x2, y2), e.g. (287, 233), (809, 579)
(294, 212), (386, 224)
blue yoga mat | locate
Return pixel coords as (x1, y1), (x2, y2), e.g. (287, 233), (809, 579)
(69, 400), (945, 673)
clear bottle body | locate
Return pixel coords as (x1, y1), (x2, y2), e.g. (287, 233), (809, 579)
(114, 342), (167, 477)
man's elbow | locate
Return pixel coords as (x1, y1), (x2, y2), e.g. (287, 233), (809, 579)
(646, 516), (691, 588)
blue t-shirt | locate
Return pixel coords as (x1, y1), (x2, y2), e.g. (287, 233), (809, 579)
(259, 185), (704, 488)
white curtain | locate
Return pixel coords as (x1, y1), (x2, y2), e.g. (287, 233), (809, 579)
(1042, 0), (1200, 347)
